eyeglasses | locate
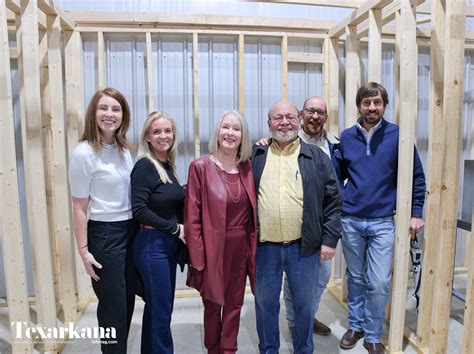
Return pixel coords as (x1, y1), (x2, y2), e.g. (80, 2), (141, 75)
(270, 114), (299, 122)
(303, 108), (327, 116)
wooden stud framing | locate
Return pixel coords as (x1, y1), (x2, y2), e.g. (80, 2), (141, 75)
(324, 37), (339, 141)
(192, 32), (200, 158)
(146, 32), (155, 112)
(368, 8), (382, 83)
(68, 12), (336, 33)
(287, 52), (323, 64)
(97, 31), (105, 90)
(416, 0), (445, 349)
(241, 0), (363, 8)
(64, 30), (93, 304)
(430, 0), (465, 352)
(39, 26), (58, 311)
(393, 9), (401, 125)
(328, 0), (392, 38)
(282, 35), (288, 101)
(18, 0), (58, 350)
(46, 13), (77, 323)
(0, 1), (31, 352)
(238, 34), (245, 114)
(461, 209), (474, 354)
(344, 25), (360, 128)
(387, 0), (417, 351)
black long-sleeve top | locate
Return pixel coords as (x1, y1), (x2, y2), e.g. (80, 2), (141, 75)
(131, 157), (184, 235)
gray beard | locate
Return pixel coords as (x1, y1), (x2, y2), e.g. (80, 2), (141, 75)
(271, 129), (298, 143)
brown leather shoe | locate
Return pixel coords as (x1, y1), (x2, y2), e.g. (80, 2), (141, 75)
(340, 329), (364, 350)
(313, 318), (331, 336)
(363, 341), (385, 354)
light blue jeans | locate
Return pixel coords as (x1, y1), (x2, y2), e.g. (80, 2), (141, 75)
(255, 241), (319, 354)
(341, 215), (395, 343)
(283, 258), (331, 327)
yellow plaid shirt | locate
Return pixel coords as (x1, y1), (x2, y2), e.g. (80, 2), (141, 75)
(258, 139), (303, 243)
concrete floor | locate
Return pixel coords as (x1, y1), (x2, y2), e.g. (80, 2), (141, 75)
(0, 275), (466, 353)
(60, 275), (466, 354)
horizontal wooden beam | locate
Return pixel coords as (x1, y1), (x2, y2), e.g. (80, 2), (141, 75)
(240, 0), (363, 8)
(67, 11), (335, 32)
(287, 51), (323, 63)
(328, 0), (393, 38)
(417, 3), (474, 18)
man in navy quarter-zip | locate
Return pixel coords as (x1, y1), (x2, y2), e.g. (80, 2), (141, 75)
(338, 82), (426, 354)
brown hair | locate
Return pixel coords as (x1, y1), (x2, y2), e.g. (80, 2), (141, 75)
(355, 82), (389, 108)
(79, 87), (131, 151)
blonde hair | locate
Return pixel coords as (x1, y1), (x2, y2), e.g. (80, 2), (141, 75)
(137, 111), (178, 184)
(208, 110), (252, 163)
(80, 87), (131, 151)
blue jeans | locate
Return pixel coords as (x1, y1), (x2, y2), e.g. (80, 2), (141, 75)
(341, 216), (395, 343)
(255, 241), (319, 354)
(283, 258), (331, 327)
(134, 228), (179, 354)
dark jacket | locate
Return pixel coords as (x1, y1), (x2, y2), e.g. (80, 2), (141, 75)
(184, 155), (258, 305)
(251, 139), (343, 255)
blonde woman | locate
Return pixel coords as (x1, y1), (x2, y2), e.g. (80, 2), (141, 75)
(131, 111), (186, 354)
(68, 87), (136, 353)
(185, 111), (257, 354)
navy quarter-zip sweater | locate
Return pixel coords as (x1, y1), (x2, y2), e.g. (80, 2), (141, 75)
(340, 118), (426, 219)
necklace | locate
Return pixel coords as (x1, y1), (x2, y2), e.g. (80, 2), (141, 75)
(225, 173), (241, 203)
(211, 154), (238, 173)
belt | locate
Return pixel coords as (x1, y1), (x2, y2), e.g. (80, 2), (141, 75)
(258, 238), (301, 246)
(140, 224), (157, 230)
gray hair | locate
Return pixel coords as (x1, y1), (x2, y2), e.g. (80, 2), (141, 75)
(208, 110), (252, 163)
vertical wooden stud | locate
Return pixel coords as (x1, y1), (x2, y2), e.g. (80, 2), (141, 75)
(0, 1), (32, 352)
(238, 33), (245, 115)
(388, 1), (418, 350)
(97, 31), (105, 90)
(47, 14), (77, 323)
(192, 32), (200, 158)
(368, 8), (382, 83)
(416, 0), (446, 349)
(19, 0), (58, 350)
(282, 34), (288, 101)
(344, 25), (360, 129)
(430, 0), (465, 351)
(325, 37), (339, 138)
(64, 30), (92, 305)
(394, 10), (401, 125)
(146, 32), (154, 112)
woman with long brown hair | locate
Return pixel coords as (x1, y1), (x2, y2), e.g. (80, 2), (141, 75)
(68, 87), (136, 353)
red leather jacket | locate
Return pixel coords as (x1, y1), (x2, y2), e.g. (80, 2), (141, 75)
(184, 155), (257, 305)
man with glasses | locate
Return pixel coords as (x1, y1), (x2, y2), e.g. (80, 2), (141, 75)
(282, 96), (343, 338)
(251, 100), (342, 353)
(338, 82), (425, 354)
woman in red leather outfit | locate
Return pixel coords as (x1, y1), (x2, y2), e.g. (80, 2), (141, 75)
(185, 110), (257, 354)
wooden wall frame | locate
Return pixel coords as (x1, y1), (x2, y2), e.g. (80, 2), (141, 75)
(1, 0), (471, 352)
